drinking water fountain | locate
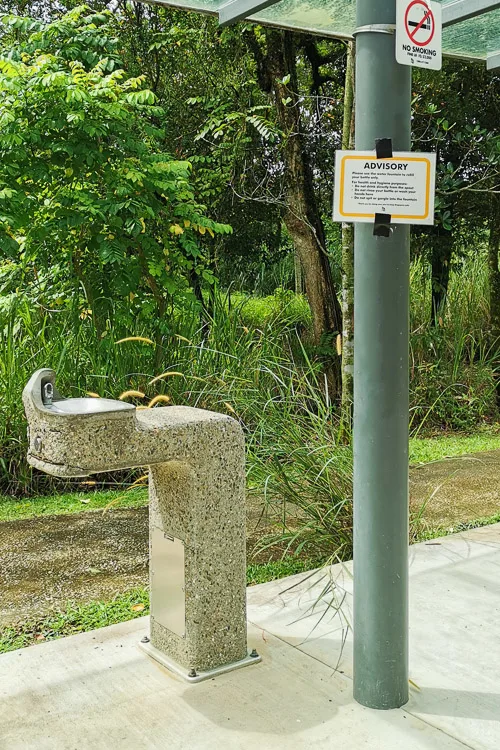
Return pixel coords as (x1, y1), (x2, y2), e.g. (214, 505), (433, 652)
(23, 368), (260, 681)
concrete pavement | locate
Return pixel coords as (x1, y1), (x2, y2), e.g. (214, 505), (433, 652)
(1, 523), (499, 749)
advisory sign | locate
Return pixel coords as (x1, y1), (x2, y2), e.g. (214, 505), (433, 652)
(396, 0), (442, 70)
(333, 151), (436, 225)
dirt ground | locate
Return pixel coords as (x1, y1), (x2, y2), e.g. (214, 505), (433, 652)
(0, 502), (271, 627)
(1, 450), (499, 626)
(0, 508), (149, 626)
(410, 450), (500, 528)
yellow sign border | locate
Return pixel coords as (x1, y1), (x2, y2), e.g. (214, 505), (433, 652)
(339, 155), (432, 220)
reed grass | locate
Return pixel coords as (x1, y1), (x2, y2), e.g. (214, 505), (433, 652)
(409, 253), (497, 431)
(0, 253), (498, 563)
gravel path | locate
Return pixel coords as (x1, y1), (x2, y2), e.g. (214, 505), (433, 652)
(410, 449), (500, 528)
(1, 450), (499, 627)
(0, 507), (149, 626)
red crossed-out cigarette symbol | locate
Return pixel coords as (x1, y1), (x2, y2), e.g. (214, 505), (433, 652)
(405, 1), (434, 47)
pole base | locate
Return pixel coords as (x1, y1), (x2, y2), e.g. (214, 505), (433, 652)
(138, 640), (262, 683)
(353, 686), (409, 710)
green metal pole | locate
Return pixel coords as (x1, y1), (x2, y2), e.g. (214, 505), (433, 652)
(353, 0), (411, 709)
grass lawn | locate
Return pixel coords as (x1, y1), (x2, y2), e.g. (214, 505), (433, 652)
(0, 486), (148, 522)
(415, 512), (500, 542)
(0, 588), (150, 653)
(409, 429), (500, 465)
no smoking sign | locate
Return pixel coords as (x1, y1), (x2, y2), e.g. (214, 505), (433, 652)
(396, 0), (442, 70)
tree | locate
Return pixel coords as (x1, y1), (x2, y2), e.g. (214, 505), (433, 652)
(243, 28), (343, 399)
(412, 62), (500, 323)
(0, 7), (230, 340)
(139, 15), (345, 397)
(340, 40), (355, 424)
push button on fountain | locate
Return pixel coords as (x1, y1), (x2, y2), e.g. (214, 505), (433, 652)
(42, 382), (54, 406)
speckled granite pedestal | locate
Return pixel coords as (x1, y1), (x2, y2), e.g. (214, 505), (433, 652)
(23, 369), (259, 682)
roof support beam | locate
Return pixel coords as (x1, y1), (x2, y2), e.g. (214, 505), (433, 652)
(442, 0), (500, 28)
(219, 0), (279, 26)
(487, 50), (500, 69)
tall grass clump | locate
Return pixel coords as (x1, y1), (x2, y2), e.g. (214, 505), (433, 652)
(409, 253), (497, 431)
(2, 252), (498, 562)
(248, 407), (353, 562)
(143, 304), (354, 561)
(0, 285), (353, 546)
(177, 335), (353, 561)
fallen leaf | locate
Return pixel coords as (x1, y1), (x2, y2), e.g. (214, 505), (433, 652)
(131, 604), (145, 612)
(80, 498), (90, 504)
(35, 634), (45, 641)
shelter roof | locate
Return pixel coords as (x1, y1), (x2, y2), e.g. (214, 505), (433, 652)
(144, 0), (500, 67)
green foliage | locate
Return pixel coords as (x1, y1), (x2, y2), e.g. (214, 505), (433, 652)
(409, 255), (498, 430)
(0, 7), (230, 333)
(121, 10), (288, 288)
(230, 288), (311, 329)
(413, 62), (500, 232)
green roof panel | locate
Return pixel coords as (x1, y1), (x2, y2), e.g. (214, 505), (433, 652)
(145, 0), (500, 63)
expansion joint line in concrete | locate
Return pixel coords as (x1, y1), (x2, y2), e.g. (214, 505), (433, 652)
(403, 708), (479, 750)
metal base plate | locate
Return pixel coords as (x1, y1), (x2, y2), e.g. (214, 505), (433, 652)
(138, 640), (262, 683)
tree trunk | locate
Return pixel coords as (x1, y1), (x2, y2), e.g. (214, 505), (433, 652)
(294, 249), (304, 295)
(488, 195), (500, 409)
(251, 29), (342, 401)
(340, 41), (355, 425)
(189, 267), (213, 337)
(430, 231), (453, 325)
